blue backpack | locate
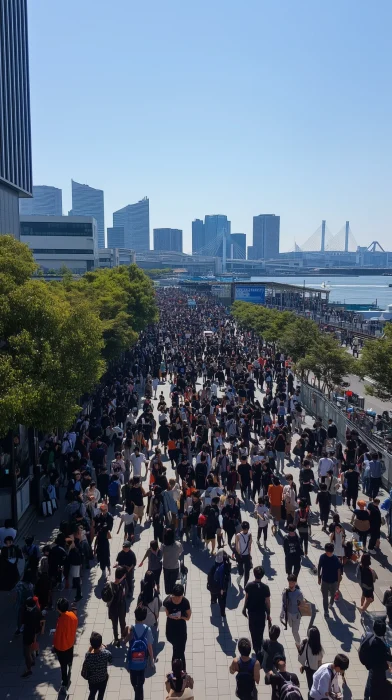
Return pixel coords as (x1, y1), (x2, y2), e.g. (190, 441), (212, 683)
(127, 625), (149, 671)
(213, 563), (225, 587)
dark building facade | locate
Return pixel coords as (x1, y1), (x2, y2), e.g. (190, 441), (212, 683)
(192, 218), (205, 253)
(230, 233), (246, 259)
(0, 0), (33, 238)
(154, 227), (183, 252)
(107, 226), (125, 248)
(252, 214), (280, 259)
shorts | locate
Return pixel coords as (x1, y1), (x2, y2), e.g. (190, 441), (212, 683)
(133, 505), (145, 519)
(361, 587), (374, 599)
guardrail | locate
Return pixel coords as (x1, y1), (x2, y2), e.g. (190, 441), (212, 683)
(300, 382), (392, 490)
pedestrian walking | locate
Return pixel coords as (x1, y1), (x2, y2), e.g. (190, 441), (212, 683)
(235, 521), (252, 588)
(124, 607), (155, 700)
(317, 543), (343, 617)
(316, 483), (332, 531)
(310, 654), (349, 700)
(93, 503), (114, 577)
(20, 596), (45, 678)
(161, 527), (183, 595)
(165, 659), (194, 699)
(264, 654), (300, 700)
(298, 626), (324, 692)
(243, 565), (271, 655)
(229, 637), (260, 700)
(283, 525), (303, 576)
(356, 553), (378, 614)
(359, 617), (392, 700)
(207, 549), (231, 619)
(53, 597), (78, 693)
(102, 566), (127, 646)
(137, 570), (161, 661)
(163, 583), (191, 670)
(254, 496), (270, 547)
(280, 574), (304, 647)
(81, 632), (112, 700)
(352, 500), (371, 551)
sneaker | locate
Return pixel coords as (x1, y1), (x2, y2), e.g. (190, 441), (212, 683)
(59, 684), (67, 695)
(324, 611), (329, 618)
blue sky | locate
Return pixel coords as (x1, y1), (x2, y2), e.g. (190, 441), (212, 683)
(28, 0), (392, 252)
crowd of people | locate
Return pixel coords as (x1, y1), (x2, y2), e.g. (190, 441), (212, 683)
(0, 287), (392, 700)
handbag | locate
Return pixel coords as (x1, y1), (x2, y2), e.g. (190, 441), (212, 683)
(354, 517), (370, 532)
(298, 599), (312, 616)
(107, 531), (112, 539)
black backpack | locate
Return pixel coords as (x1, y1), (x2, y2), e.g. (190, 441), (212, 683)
(358, 633), (376, 670)
(278, 673), (304, 700)
(236, 657), (256, 699)
(101, 582), (114, 605)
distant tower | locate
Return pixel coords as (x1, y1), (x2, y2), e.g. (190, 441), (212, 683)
(320, 220), (326, 253)
(344, 221), (350, 252)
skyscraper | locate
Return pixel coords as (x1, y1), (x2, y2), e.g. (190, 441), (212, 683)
(107, 227), (125, 248)
(0, 0), (32, 238)
(252, 214), (280, 259)
(192, 219), (205, 253)
(230, 233), (246, 259)
(113, 198), (150, 252)
(19, 185), (62, 216)
(204, 215), (231, 258)
(70, 180), (105, 248)
(154, 228), (183, 253)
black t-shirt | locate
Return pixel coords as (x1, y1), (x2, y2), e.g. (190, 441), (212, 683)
(317, 491), (331, 512)
(244, 580), (270, 613)
(23, 606), (43, 645)
(117, 549), (136, 569)
(164, 596), (190, 637)
(345, 470), (359, 491)
(238, 463), (252, 485)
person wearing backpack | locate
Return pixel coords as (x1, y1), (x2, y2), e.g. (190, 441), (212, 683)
(207, 549), (231, 618)
(81, 631), (112, 700)
(229, 637), (261, 700)
(259, 625), (285, 674)
(165, 658), (194, 699)
(264, 653), (301, 700)
(163, 583), (191, 669)
(359, 618), (392, 700)
(309, 653), (349, 700)
(124, 606), (154, 700)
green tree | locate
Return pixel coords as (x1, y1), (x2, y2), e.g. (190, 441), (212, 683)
(296, 334), (355, 392)
(357, 326), (392, 400)
(0, 235), (37, 287)
(279, 317), (321, 362)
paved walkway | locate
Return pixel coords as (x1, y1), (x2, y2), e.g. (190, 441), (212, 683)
(1, 379), (392, 700)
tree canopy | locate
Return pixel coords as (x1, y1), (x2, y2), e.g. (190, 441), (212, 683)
(0, 236), (158, 434)
(232, 301), (354, 392)
(357, 325), (392, 401)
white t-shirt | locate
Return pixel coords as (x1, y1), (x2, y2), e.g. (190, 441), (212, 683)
(130, 453), (145, 477)
(318, 457), (334, 477)
(254, 505), (269, 527)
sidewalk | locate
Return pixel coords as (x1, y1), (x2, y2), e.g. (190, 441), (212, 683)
(0, 381), (391, 700)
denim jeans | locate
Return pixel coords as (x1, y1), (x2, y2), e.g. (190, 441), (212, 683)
(276, 452), (285, 472)
(151, 623), (159, 658)
(191, 524), (200, 546)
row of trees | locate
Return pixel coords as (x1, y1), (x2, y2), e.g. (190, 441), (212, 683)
(0, 236), (158, 435)
(232, 301), (392, 401)
(231, 301), (355, 393)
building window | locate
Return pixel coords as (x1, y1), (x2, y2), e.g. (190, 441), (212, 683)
(20, 222), (93, 236)
(32, 249), (94, 254)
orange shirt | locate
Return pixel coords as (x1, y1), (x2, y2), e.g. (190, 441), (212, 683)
(268, 484), (283, 507)
(167, 439), (176, 451)
(53, 611), (78, 651)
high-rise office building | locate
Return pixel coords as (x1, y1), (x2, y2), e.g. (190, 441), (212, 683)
(0, 0), (32, 238)
(19, 185), (62, 216)
(107, 226), (125, 248)
(113, 197), (150, 252)
(230, 233), (246, 259)
(252, 214), (280, 259)
(192, 219), (205, 253)
(205, 215), (231, 258)
(70, 180), (105, 248)
(154, 228), (183, 253)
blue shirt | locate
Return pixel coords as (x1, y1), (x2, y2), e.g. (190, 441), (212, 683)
(318, 554), (343, 583)
(369, 460), (385, 479)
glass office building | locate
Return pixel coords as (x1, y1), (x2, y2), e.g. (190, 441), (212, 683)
(70, 180), (105, 248)
(0, 0), (33, 238)
(19, 185), (62, 216)
(154, 228), (182, 252)
(113, 197), (150, 252)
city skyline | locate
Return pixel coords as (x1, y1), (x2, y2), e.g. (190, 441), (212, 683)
(20, 185), (62, 216)
(26, 1), (392, 251)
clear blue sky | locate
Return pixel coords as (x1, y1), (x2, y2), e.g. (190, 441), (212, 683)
(28, 0), (392, 252)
